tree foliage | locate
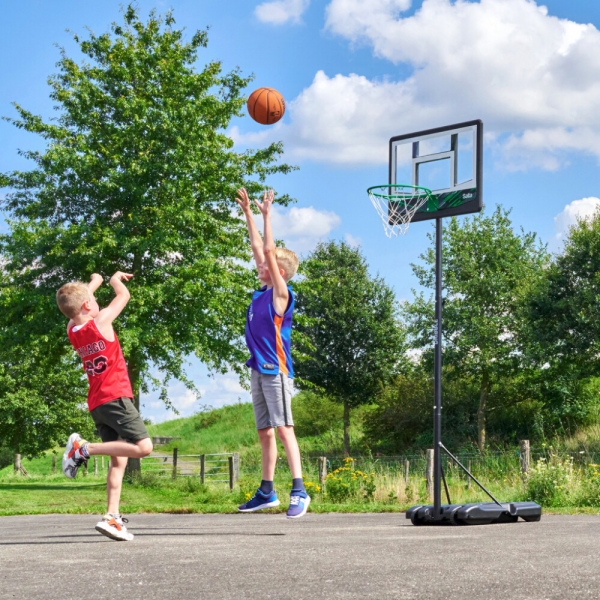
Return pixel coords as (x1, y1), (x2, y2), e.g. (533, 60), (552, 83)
(294, 241), (405, 455)
(404, 207), (548, 450)
(0, 7), (295, 454)
(527, 209), (600, 377)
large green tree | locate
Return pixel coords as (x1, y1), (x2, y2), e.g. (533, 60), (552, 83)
(0, 7), (294, 456)
(294, 241), (405, 455)
(527, 209), (600, 376)
(404, 207), (548, 451)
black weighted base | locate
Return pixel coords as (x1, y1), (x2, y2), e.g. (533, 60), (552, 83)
(406, 501), (542, 526)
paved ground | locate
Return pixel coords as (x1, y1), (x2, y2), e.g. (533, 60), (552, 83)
(1, 513), (599, 599)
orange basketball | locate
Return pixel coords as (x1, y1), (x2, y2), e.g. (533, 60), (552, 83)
(247, 87), (286, 125)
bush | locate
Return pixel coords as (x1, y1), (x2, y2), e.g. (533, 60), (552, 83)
(292, 391), (343, 438)
(576, 464), (600, 507)
(526, 455), (574, 507)
(0, 445), (13, 470)
(324, 458), (376, 503)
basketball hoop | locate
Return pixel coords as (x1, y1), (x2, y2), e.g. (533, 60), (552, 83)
(367, 184), (433, 237)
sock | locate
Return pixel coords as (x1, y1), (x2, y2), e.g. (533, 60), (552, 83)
(79, 443), (90, 459)
(259, 480), (274, 495)
(291, 478), (305, 493)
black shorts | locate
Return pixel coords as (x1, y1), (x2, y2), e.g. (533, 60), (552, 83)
(90, 398), (150, 443)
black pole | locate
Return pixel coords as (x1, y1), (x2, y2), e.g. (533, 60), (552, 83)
(433, 218), (443, 515)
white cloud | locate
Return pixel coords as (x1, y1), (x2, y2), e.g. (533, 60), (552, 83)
(236, 0), (600, 168)
(344, 233), (361, 247)
(253, 204), (341, 254)
(552, 197), (600, 247)
(255, 0), (310, 25)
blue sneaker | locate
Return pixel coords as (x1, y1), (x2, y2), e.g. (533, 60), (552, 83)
(238, 488), (281, 512)
(286, 491), (311, 519)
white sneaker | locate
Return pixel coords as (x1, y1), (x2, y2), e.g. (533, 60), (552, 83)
(62, 433), (88, 479)
(95, 514), (135, 541)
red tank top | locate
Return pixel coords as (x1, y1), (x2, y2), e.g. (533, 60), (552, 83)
(67, 320), (133, 411)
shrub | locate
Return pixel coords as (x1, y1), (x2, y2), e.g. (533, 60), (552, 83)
(576, 464), (600, 507)
(526, 455), (574, 507)
(324, 458), (376, 503)
(292, 391), (343, 438)
(0, 445), (13, 470)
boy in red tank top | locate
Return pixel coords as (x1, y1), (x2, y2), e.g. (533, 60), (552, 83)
(56, 271), (153, 541)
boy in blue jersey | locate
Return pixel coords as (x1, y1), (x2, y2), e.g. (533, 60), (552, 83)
(235, 187), (309, 519)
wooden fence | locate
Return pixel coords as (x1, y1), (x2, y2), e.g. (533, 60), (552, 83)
(140, 449), (240, 490)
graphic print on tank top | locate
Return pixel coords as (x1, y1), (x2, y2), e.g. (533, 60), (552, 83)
(245, 286), (294, 377)
(68, 320), (133, 411)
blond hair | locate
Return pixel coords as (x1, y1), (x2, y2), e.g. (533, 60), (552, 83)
(275, 248), (299, 281)
(56, 282), (90, 319)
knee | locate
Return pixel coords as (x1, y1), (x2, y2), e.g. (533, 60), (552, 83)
(277, 425), (295, 441)
(258, 427), (275, 442)
(137, 438), (153, 457)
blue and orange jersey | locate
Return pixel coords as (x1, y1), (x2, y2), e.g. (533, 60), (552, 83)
(245, 285), (294, 377)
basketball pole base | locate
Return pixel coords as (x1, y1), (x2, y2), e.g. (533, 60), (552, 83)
(406, 501), (542, 526)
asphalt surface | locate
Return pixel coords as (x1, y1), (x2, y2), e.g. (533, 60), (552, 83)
(1, 513), (599, 599)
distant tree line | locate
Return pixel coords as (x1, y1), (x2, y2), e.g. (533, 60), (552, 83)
(294, 206), (600, 454)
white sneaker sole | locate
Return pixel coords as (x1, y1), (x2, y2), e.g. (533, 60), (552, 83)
(62, 433), (82, 478)
(238, 499), (281, 513)
(286, 495), (311, 519)
(95, 522), (134, 541)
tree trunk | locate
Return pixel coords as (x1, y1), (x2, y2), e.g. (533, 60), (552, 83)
(343, 400), (351, 457)
(477, 372), (490, 453)
(126, 355), (142, 476)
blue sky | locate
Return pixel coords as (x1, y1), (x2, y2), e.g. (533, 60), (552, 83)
(2, 0), (600, 421)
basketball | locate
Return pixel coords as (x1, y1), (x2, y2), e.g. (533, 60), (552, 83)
(247, 87), (286, 125)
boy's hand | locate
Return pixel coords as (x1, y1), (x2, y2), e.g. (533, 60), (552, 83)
(236, 188), (252, 213)
(90, 273), (103, 285)
(254, 189), (274, 216)
(111, 272), (133, 283)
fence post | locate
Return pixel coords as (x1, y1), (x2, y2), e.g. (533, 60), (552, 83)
(94, 456), (98, 476)
(318, 457), (327, 486)
(101, 456), (105, 472)
(519, 440), (530, 479)
(467, 460), (472, 489)
(200, 455), (205, 484)
(14, 453), (21, 473)
(172, 447), (178, 480)
(232, 452), (239, 485)
(404, 459), (410, 485)
(52, 454), (57, 474)
(228, 455), (235, 490)
(426, 449), (434, 501)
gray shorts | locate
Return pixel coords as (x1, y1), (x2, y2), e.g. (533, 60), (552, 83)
(251, 369), (294, 429)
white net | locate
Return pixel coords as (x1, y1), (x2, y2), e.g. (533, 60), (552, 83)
(368, 185), (431, 237)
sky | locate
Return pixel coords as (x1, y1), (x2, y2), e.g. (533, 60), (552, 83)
(1, 0), (599, 422)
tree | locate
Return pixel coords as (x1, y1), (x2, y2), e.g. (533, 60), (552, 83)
(0, 7), (295, 456)
(294, 241), (405, 455)
(527, 209), (600, 377)
(404, 207), (548, 451)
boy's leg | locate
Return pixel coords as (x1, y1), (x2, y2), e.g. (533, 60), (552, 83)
(238, 373), (281, 512)
(86, 438), (153, 458)
(258, 427), (277, 481)
(277, 426), (302, 479)
(107, 455), (128, 514)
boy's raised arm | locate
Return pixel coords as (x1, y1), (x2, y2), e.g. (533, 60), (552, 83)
(255, 190), (289, 315)
(88, 273), (104, 294)
(95, 271), (133, 330)
(236, 188), (264, 268)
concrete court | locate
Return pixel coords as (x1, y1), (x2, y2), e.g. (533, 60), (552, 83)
(1, 513), (599, 600)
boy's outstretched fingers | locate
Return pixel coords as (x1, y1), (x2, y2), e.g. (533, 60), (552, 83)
(236, 188), (250, 210)
(112, 272), (133, 281)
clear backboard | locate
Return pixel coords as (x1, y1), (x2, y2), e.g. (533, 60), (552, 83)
(389, 119), (483, 223)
